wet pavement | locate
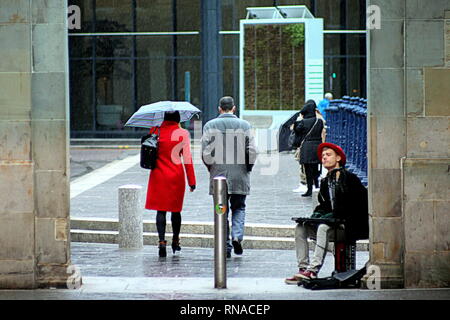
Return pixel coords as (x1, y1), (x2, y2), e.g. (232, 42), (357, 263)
(2, 144), (448, 302)
(1, 243), (449, 300)
(70, 145), (314, 224)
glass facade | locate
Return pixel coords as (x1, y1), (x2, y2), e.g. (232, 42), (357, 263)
(68, 0), (366, 137)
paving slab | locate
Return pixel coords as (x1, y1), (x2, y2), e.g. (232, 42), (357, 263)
(0, 243), (449, 300)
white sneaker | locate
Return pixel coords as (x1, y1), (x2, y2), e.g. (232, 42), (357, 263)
(292, 185), (308, 193)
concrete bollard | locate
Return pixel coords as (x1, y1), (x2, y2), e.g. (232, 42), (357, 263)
(118, 184), (143, 249)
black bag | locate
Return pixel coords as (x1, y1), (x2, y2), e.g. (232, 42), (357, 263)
(301, 276), (341, 290)
(140, 127), (160, 170)
(299, 267), (367, 290)
(288, 130), (302, 150)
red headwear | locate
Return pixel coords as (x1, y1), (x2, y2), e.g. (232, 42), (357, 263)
(317, 143), (346, 166)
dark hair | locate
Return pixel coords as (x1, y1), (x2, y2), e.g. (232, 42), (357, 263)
(305, 99), (317, 108)
(164, 111), (180, 123)
(219, 96), (235, 111)
(300, 100), (317, 118)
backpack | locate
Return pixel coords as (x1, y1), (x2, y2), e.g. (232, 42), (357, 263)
(140, 127), (160, 170)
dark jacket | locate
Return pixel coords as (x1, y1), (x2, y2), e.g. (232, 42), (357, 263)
(294, 101), (323, 164)
(314, 168), (369, 242)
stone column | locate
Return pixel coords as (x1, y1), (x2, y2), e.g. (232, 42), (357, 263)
(366, 0), (450, 288)
(0, 0), (77, 288)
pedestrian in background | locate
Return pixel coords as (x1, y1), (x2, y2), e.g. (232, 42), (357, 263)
(145, 111), (196, 258)
(293, 100), (324, 197)
(317, 92), (333, 121)
(201, 96), (257, 258)
(292, 107), (326, 193)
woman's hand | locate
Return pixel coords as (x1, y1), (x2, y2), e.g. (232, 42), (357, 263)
(189, 185), (196, 192)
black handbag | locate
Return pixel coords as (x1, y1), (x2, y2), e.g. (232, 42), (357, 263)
(288, 130), (302, 150)
(140, 127), (160, 170)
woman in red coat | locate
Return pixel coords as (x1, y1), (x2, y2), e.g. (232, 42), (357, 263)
(145, 111), (196, 257)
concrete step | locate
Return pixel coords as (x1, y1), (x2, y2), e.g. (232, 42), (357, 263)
(70, 218), (369, 251)
(70, 217), (295, 238)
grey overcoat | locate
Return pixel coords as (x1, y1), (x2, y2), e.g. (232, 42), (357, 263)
(201, 113), (257, 195)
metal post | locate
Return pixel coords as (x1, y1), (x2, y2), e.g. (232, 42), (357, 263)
(213, 176), (228, 289)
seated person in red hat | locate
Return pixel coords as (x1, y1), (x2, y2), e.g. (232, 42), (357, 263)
(285, 143), (369, 283)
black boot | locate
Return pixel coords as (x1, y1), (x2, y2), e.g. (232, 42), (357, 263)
(302, 187), (312, 197)
(158, 240), (167, 257)
(171, 238), (181, 254)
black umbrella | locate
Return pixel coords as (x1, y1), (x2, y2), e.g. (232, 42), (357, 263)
(278, 111), (300, 152)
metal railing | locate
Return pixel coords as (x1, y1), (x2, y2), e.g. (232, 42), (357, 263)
(325, 96), (368, 186)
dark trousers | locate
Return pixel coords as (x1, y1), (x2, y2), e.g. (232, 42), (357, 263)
(304, 163), (320, 190)
(225, 194), (247, 253)
(156, 211), (181, 242)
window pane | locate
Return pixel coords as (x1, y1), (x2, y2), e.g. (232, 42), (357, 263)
(136, 0), (172, 32)
(315, 0), (366, 30)
(95, 60), (133, 131)
(136, 35), (199, 58)
(223, 58), (240, 108)
(324, 56), (366, 98)
(176, 59), (201, 107)
(324, 33), (366, 56)
(176, 0), (201, 30)
(95, 0), (132, 32)
(222, 34), (239, 57)
(324, 33), (366, 98)
(176, 36), (201, 57)
(95, 36), (133, 57)
(136, 58), (173, 105)
(69, 37), (94, 58)
(70, 60), (94, 131)
(137, 37), (172, 58)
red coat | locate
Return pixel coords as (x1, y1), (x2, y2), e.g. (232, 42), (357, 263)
(145, 121), (196, 212)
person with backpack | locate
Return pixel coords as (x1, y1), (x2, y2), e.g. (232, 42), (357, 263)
(145, 111), (196, 258)
(285, 143), (368, 284)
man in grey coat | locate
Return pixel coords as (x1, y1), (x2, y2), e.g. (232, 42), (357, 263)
(201, 96), (257, 258)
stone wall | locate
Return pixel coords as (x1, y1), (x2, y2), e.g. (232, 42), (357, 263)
(0, 0), (75, 288)
(367, 0), (450, 288)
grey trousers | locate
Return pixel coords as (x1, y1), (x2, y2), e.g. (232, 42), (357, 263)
(295, 223), (345, 273)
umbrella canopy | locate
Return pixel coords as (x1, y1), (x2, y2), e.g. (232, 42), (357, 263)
(125, 101), (201, 128)
(278, 111), (300, 152)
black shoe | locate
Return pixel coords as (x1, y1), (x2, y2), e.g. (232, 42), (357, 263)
(158, 240), (167, 258)
(171, 238), (181, 254)
(301, 190), (312, 197)
(232, 239), (243, 255)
